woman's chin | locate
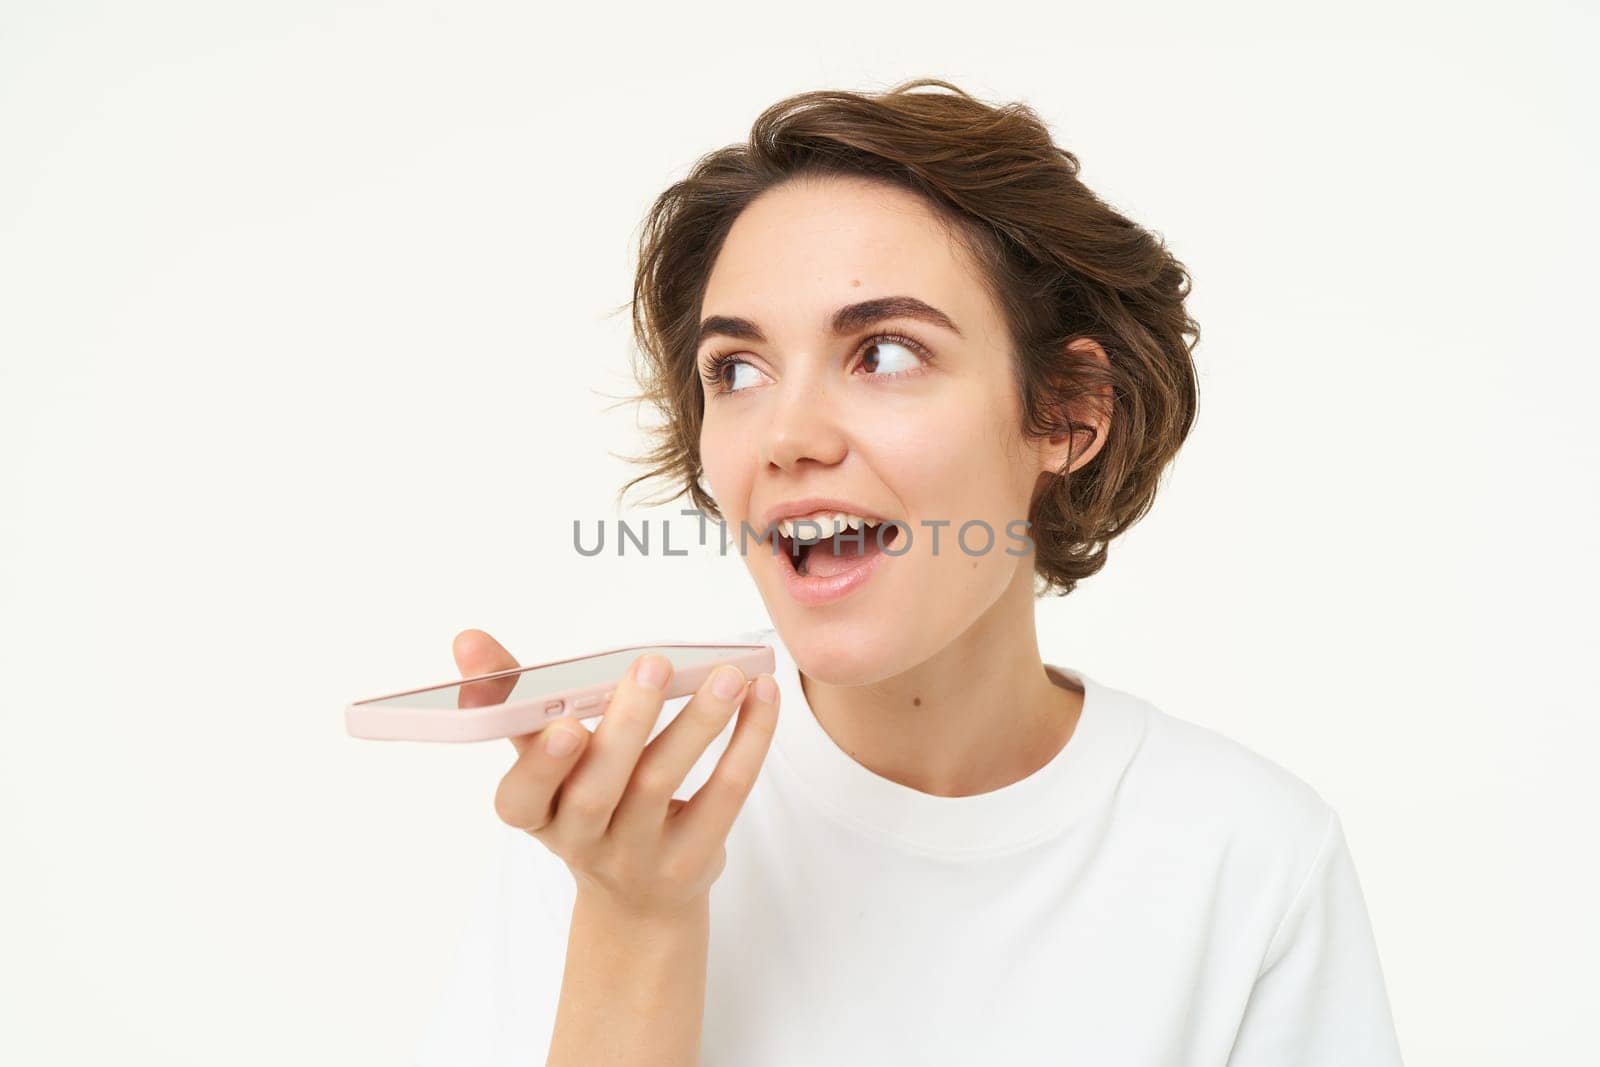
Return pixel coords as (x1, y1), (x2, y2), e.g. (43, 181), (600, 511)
(770, 603), (933, 687)
(745, 546), (943, 682)
(789, 629), (910, 686)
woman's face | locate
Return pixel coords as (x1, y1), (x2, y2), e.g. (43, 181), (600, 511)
(696, 175), (1074, 685)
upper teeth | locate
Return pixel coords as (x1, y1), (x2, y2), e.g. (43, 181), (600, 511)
(776, 512), (876, 539)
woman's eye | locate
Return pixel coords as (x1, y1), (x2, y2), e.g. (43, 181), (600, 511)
(860, 340), (922, 376)
(705, 336), (927, 398)
(723, 360), (761, 392)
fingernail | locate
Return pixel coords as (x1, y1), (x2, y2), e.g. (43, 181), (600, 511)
(712, 665), (745, 700)
(545, 727), (579, 757)
(635, 655), (669, 691)
(755, 674), (777, 703)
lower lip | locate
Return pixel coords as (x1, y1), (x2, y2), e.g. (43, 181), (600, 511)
(772, 535), (894, 607)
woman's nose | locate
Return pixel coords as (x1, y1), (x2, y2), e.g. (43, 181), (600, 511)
(762, 372), (848, 470)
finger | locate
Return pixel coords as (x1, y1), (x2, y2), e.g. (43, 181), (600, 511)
(451, 629), (532, 755)
(671, 674), (780, 851)
(554, 653), (672, 842)
(610, 663), (750, 848)
(493, 717), (592, 833)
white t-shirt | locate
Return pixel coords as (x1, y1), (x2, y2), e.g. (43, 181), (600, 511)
(415, 626), (1403, 1065)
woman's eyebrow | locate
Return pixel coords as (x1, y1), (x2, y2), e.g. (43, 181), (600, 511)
(695, 295), (963, 350)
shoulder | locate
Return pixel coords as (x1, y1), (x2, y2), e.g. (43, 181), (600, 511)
(1096, 676), (1338, 875)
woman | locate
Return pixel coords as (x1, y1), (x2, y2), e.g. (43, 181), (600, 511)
(416, 79), (1403, 1066)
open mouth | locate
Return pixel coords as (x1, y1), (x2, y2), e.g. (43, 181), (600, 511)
(775, 519), (902, 578)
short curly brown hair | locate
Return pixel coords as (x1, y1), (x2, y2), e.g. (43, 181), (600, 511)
(615, 78), (1200, 598)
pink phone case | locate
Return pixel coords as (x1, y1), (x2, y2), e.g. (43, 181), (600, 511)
(344, 642), (775, 743)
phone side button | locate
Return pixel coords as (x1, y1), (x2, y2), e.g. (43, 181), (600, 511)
(572, 694), (601, 711)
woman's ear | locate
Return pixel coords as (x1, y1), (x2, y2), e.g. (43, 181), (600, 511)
(1035, 338), (1114, 480)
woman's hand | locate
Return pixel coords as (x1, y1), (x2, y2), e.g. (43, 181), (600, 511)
(451, 629), (781, 921)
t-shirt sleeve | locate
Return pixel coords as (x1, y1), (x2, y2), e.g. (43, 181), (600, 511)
(413, 822), (577, 1067)
(1227, 809), (1405, 1066)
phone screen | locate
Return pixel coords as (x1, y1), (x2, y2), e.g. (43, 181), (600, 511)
(353, 645), (758, 711)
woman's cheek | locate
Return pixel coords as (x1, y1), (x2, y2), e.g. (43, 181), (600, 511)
(875, 407), (995, 497)
(698, 422), (742, 486)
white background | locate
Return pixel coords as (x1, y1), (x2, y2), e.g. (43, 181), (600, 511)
(3, 2), (1594, 1063)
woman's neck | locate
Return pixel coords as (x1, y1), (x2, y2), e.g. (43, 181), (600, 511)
(796, 575), (1084, 798)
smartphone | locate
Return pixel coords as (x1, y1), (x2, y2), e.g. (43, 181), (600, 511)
(344, 642), (775, 743)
